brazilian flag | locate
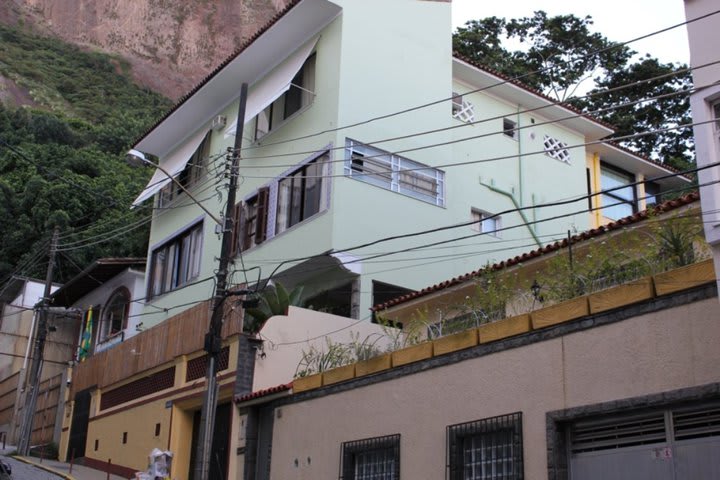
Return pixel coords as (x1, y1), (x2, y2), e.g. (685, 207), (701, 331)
(78, 307), (93, 361)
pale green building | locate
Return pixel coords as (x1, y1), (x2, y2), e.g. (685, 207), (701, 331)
(130, 0), (687, 326)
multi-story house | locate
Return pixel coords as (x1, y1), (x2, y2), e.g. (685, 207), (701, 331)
(128, 0), (688, 327)
(684, 0), (720, 291)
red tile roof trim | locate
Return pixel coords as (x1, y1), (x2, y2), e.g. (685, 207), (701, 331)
(234, 382), (293, 403)
(372, 192), (701, 312)
(132, 0), (304, 148)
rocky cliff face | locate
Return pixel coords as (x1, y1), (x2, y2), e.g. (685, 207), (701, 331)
(2, 0), (290, 100)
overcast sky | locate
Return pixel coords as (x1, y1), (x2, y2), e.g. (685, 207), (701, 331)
(451, 0), (690, 65)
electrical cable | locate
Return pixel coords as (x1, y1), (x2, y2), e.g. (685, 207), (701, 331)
(236, 8), (720, 153)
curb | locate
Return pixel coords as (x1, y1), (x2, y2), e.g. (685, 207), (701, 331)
(11, 455), (76, 480)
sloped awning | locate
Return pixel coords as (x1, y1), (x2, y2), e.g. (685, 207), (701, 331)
(132, 129), (210, 206)
(225, 37), (319, 137)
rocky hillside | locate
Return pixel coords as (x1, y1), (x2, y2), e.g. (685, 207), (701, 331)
(0, 0), (289, 100)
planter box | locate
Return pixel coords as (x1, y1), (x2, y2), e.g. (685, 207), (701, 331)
(531, 296), (589, 330)
(589, 276), (655, 314)
(432, 329), (478, 356)
(292, 373), (323, 393)
(391, 342), (433, 367)
(355, 354), (392, 377)
(478, 315), (531, 343)
(653, 259), (716, 296)
(322, 364), (356, 386)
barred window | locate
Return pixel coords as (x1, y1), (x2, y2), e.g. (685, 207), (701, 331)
(345, 139), (444, 206)
(447, 413), (523, 480)
(340, 434), (400, 480)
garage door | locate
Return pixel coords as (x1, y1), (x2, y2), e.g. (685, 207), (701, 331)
(569, 402), (720, 480)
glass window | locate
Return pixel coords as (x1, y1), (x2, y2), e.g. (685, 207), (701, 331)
(276, 155), (327, 234)
(254, 53), (316, 141)
(100, 288), (130, 340)
(471, 210), (501, 236)
(503, 118), (517, 139)
(447, 413), (523, 480)
(148, 223), (203, 298)
(600, 164), (636, 221)
(340, 434), (400, 480)
(345, 139), (445, 207)
(158, 131), (211, 207)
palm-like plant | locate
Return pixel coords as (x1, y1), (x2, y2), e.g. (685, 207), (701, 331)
(243, 282), (304, 334)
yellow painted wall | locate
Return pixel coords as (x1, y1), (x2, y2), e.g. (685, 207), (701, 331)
(169, 406), (194, 479)
(86, 397), (171, 472)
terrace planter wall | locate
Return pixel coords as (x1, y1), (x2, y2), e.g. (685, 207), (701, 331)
(653, 259), (716, 296)
(588, 276), (655, 314)
(391, 342), (433, 367)
(355, 353), (392, 377)
(292, 373), (323, 393)
(478, 314), (531, 343)
(531, 296), (589, 330)
(322, 364), (356, 386)
(432, 329), (478, 356)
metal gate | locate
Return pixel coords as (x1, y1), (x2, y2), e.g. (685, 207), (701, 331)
(66, 388), (92, 461)
(569, 403), (720, 480)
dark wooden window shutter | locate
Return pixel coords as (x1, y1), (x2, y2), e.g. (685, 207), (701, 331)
(255, 187), (270, 244)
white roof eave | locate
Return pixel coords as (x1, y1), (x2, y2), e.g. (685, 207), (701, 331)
(135, 0), (342, 158)
(452, 58), (614, 142)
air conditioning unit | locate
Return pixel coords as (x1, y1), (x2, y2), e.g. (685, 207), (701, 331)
(211, 115), (227, 131)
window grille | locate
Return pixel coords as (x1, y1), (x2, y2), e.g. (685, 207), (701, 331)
(447, 413), (523, 480)
(100, 367), (176, 410)
(673, 404), (720, 441)
(185, 347), (230, 382)
(542, 135), (571, 164)
(570, 411), (666, 453)
(340, 434), (400, 480)
(345, 139), (445, 206)
(452, 93), (475, 123)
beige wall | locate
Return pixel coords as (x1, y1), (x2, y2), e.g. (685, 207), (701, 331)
(268, 296), (720, 479)
(254, 307), (391, 391)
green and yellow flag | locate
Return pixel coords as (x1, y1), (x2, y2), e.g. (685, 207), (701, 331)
(78, 307), (93, 361)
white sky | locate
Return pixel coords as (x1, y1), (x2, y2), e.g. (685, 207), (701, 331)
(451, 0), (690, 65)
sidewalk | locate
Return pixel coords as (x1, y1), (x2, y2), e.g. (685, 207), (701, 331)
(2, 445), (129, 480)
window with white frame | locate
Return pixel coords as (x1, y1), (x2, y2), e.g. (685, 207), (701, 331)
(543, 135), (571, 164)
(713, 102), (720, 135)
(340, 434), (400, 480)
(600, 163), (636, 221)
(230, 153), (328, 253)
(148, 222), (203, 298)
(503, 118), (517, 140)
(254, 54), (316, 140)
(345, 139), (445, 206)
(99, 287), (130, 341)
(158, 131), (211, 207)
(447, 413), (523, 480)
(452, 92), (475, 123)
(471, 209), (501, 236)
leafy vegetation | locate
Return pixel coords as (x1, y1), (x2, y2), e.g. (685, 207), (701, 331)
(453, 12), (694, 171)
(0, 24), (171, 283)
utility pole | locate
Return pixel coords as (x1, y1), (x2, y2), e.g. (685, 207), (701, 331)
(17, 226), (59, 456)
(194, 82), (248, 480)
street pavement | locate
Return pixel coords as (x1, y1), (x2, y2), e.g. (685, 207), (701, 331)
(1, 445), (129, 480)
(2, 456), (64, 480)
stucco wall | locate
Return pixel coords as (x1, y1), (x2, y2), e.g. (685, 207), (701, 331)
(266, 294), (720, 479)
(254, 306), (391, 391)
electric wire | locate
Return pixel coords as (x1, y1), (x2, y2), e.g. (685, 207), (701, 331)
(236, 8), (720, 153)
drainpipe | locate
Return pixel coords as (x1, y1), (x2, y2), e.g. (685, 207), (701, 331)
(480, 180), (542, 248)
(516, 106), (523, 208)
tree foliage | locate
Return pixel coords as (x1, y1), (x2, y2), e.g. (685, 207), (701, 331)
(453, 11), (694, 170)
(0, 25), (172, 284)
